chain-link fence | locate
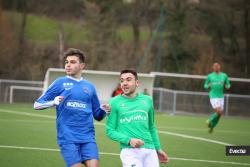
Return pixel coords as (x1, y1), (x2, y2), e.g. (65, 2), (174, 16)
(1, 79), (250, 117)
(153, 87), (250, 117)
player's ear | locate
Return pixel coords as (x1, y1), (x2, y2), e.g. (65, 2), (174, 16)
(80, 63), (85, 70)
(135, 79), (140, 87)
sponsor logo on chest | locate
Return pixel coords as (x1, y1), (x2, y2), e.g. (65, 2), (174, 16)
(63, 82), (74, 90)
(120, 114), (147, 123)
(119, 109), (148, 124)
(66, 101), (87, 110)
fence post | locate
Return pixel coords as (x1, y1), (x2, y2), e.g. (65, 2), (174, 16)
(172, 91), (177, 115)
(225, 94), (229, 117)
(0, 80), (2, 102)
(9, 86), (13, 104)
(159, 89), (163, 112)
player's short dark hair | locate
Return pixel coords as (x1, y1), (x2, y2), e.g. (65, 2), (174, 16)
(120, 69), (138, 80)
(213, 60), (220, 64)
(64, 48), (85, 63)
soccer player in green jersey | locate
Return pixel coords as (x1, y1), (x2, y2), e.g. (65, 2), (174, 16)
(105, 69), (169, 167)
(204, 62), (231, 133)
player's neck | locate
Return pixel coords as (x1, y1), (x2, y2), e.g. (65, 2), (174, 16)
(68, 72), (82, 80)
(214, 71), (221, 74)
(122, 91), (137, 98)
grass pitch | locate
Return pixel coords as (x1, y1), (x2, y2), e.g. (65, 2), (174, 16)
(0, 103), (249, 167)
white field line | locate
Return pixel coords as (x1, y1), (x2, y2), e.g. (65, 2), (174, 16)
(169, 157), (250, 166)
(0, 145), (250, 166)
(0, 116), (249, 135)
(0, 109), (233, 146)
(93, 122), (237, 146)
(0, 117), (249, 135)
(158, 131), (232, 146)
(0, 109), (56, 119)
(158, 126), (250, 135)
(0, 119), (55, 123)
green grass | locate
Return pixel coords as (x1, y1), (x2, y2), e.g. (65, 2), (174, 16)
(6, 12), (91, 45)
(0, 104), (250, 167)
(117, 26), (150, 42)
(5, 11), (150, 45)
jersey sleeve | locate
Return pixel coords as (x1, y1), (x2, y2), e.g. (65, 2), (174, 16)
(91, 85), (106, 121)
(148, 98), (161, 150)
(225, 74), (231, 89)
(105, 99), (131, 145)
(33, 79), (62, 110)
(204, 75), (210, 89)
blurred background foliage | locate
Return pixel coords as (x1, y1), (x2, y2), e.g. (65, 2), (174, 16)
(0, 0), (249, 85)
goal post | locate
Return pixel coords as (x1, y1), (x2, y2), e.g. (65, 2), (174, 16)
(9, 86), (43, 104)
(43, 68), (155, 103)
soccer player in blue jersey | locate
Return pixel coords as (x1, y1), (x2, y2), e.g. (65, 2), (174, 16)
(34, 48), (108, 167)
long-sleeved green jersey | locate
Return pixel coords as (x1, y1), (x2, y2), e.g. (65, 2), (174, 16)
(204, 72), (231, 98)
(105, 93), (161, 150)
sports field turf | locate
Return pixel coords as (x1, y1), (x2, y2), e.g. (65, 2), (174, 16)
(0, 103), (249, 167)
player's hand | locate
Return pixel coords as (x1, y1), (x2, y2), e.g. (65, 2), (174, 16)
(54, 96), (64, 105)
(225, 85), (230, 89)
(101, 104), (111, 114)
(129, 138), (144, 148)
(208, 83), (211, 88)
(157, 149), (169, 164)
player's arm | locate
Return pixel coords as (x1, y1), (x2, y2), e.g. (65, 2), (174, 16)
(105, 101), (131, 145)
(91, 86), (107, 121)
(101, 104), (111, 115)
(225, 74), (231, 89)
(34, 96), (64, 110)
(33, 80), (63, 110)
(204, 75), (211, 89)
(148, 98), (161, 150)
(148, 98), (169, 163)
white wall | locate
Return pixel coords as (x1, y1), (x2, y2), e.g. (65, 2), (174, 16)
(44, 68), (155, 103)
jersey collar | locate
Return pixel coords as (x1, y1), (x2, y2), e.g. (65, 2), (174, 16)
(66, 75), (83, 82)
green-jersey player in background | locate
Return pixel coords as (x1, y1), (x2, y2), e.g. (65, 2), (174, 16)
(105, 69), (169, 167)
(204, 62), (231, 133)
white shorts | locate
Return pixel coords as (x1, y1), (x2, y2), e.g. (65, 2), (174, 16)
(210, 98), (224, 110)
(120, 148), (159, 167)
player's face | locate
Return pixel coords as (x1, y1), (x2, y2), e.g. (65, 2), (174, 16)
(212, 63), (221, 73)
(65, 56), (85, 77)
(120, 73), (139, 96)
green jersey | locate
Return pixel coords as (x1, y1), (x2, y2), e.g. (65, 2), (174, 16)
(204, 72), (231, 98)
(105, 93), (161, 150)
